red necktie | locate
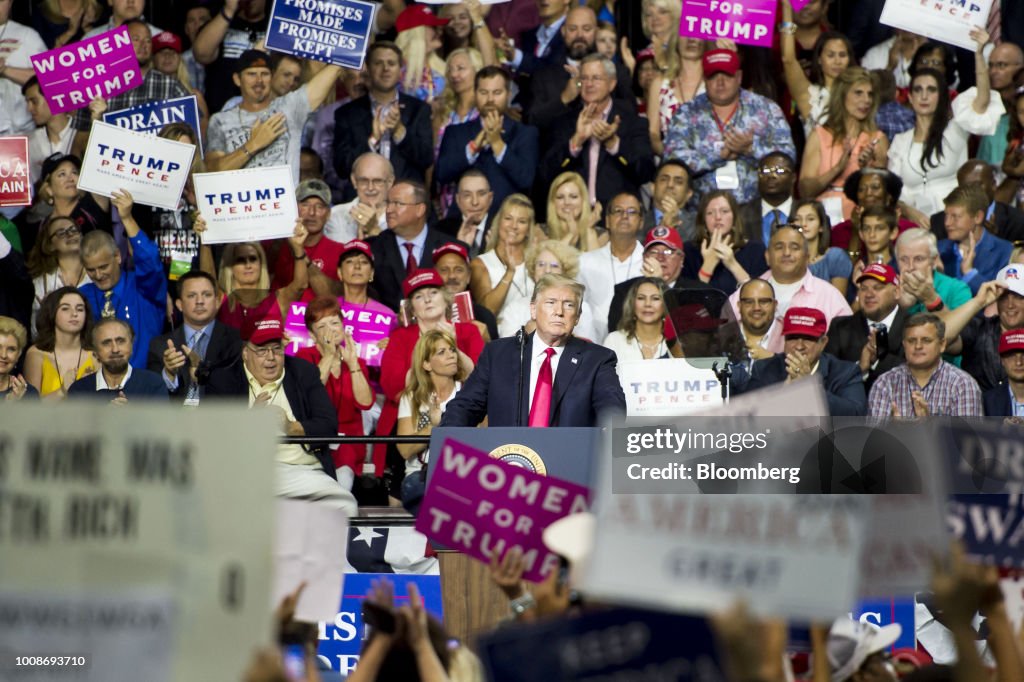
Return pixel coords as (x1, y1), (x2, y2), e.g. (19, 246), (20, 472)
(403, 242), (417, 274)
(528, 348), (556, 427)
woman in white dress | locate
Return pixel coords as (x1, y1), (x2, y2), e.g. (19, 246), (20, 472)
(522, 239), (600, 341)
(603, 277), (676, 364)
(887, 28), (1003, 216)
(470, 193), (536, 337)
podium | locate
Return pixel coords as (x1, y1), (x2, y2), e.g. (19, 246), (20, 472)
(426, 427), (602, 642)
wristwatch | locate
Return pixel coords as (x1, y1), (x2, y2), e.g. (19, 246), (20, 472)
(509, 593), (536, 616)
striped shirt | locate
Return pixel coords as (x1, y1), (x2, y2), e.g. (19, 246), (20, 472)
(868, 361), (983, 419)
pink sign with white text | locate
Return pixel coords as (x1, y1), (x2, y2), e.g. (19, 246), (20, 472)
(284, 299), (397, 368)
(680, 0), (777, 48)
(30, 27), (142, 115)
(416, 438), (591, 583)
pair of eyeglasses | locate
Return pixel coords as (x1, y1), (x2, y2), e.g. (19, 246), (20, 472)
(234, 254), (260, 265)
(609, 207), (641, 218)
(385, 199), (421, 208)
(248, 344), (284, 357)
(51, 225), (80, 240)
(759, 166), (792, 176)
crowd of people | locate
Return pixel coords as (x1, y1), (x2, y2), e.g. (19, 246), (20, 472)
(3, 0), (1024, 680)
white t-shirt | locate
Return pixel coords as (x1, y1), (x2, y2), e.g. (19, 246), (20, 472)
(0, 20), (47, 69)
(397, 381), (462, 473)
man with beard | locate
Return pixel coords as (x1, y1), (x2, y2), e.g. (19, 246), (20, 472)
(206, 49), (342, 184)
(437, 66), (539, 215)
(67, 318), (167, 401)
(524, 6), (633, 134)
(69, 20), (189, 157)
(541, 54), (653, 211)
(737, 279), (778, 361)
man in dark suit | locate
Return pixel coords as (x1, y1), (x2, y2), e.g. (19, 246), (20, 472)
(441, 273), (626, 427)
(983, 329), (1024, 416)
(524, 6), (634, 134)
(434, 169), (494, 256)
(436, 66), (539, 217)
(739, 151), (798, 245)
(371, 180), (460, 312)
(642, 159), (696, 242)
(147, 271), (241, 405)
(332, 42), (432, 194)
(203, 317), (355, 514)
(498, 0), (571, 78)
(743, 307), (867, 416)
(937, 185), (1014, 296)
(67, 319), (167, 401)
(825, 264), (906, 391)
(929, 160), (1024, 242)
(540, 54), (654, 213)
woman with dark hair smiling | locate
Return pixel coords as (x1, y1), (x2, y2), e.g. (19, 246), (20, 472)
(26, 214), (91, 334)
(888, 29), (1003, 216)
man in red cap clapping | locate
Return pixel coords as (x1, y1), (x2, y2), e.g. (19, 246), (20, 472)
(741, 307), (867, 416)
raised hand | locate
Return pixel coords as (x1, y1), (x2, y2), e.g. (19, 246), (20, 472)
(4, 374), (28, 401)
(959, 232), (976, 274)
(88, 97), (107, 121)
(163, 338), (189, 377)
(110, 189), (135, 214)
(619, 37), (635, 73)
(969, 27), (990, 52)
(288, 218), (309, 251)
(497, 29), (515, 61)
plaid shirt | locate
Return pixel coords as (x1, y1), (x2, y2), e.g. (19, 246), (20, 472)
(876, 101), (915, 142)
(72, 70), (190, 132)
(868, 361), (983, 418)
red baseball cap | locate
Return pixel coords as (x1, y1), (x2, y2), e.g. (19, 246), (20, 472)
(999, 329), (1024, 355)
(249, 317), (284, 346)
(402, 269), (445, 298)
(395, 4), (449, 33)
(644, 225), (683, 252)
(433, 242), (470, 264)
(782, 307), (827, 338)
(340, 239), (373, 263)
(702, 49), (740, 78)
(856, 263), (899, 286)
(152, 32), (182, 54)
(670, 303), (724, 333)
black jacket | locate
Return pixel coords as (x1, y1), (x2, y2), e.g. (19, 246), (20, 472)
(204, 355), (339, 479)
(743, 352), (868, 416)
(147, 321), (242, 399)
(825, 309), (906, 390)
(930, 202), (1024, 242)
(368, 228), (463, 312)
(983, 383), (1014, 417)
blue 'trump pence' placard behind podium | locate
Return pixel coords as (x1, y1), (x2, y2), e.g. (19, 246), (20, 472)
(266, 0), (377, 70)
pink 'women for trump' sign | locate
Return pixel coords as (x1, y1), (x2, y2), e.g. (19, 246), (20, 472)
(415, 438), (591, 583)
(284, 300), (397, 368)
(30, 27), (142, 115)
(680, 0), (777, 48)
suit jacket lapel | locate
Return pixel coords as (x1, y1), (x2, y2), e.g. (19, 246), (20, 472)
(550, 339), (583, 418)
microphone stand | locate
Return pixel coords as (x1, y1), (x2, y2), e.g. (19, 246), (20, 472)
(711, 355), (732, 405)
(516, 326), (526, 426)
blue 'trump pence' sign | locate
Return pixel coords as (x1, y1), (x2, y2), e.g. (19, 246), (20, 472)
(266, 0), (377, 70)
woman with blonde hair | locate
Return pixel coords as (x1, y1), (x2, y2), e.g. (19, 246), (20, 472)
(647, 37), (706, 155)
(683, 190), (767, 292)
(396, 328), (469, 513)
(471, 194), (537, 337)
(395, 6), (449, 103)
(433, 47), (484, 214)
(639, 0), (680, 75)
(34, 0), (102, 48)
(544, 172), (606, 252)
(523, 238), (599, 341)
(193, 219), (311, 340)
(800, 67), (889, 223)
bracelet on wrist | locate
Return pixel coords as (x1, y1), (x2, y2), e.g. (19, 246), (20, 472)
(698, 267), (713, 279)
(925, 296), (944, 312)
(241, 145), (253, 159)
(221, 8), (234, 21)
(779, 21), (797, 35)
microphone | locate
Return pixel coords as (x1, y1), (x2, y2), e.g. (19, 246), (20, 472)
(516, 325), (526, 426)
